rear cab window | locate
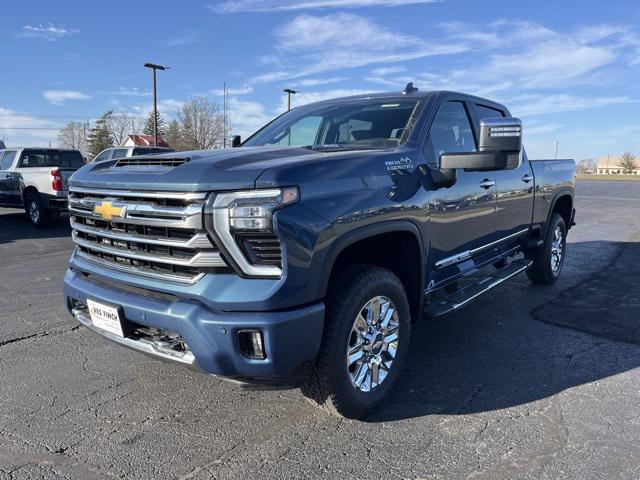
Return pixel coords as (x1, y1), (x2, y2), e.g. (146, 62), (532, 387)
(19, 149), (85, 168)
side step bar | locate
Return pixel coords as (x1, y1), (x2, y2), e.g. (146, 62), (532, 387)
(424, 258), (532, 317)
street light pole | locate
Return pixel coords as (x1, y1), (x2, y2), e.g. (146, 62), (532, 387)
(283, 88), (297, 111)
(143, 63), (168, 147)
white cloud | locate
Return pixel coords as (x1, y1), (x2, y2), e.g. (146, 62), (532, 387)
(166, 32), (198, 46)
(43, 90), (91, 105)
(291, 77), (347, 87)
(254, 13), (469, 82)
(210, 0), (437, 14)
(276, 88), (376, 113)
(228, 98), (273, 138)
(210, 85), (254, 96)
(101, 87), (151, 97)
(371, 66), (406, 76)
(0, 107), (61, 146)
(508, 93), (632, 117)
(19, 24), (79, 41)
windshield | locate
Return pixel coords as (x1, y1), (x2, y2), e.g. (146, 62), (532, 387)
(243, 97), (421, 150)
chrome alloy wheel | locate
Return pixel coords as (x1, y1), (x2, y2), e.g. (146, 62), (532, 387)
(550, 225), (564, 273)
(346, 296), (400, 393)
(29, 200), (40, 224)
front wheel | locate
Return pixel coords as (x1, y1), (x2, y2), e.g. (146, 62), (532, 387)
(302, 265), (411, 419)
(25, 192), (51, 228)
(526, 213), (567, 284)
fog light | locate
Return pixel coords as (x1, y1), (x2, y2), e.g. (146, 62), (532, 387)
(238, 329), (266, 360)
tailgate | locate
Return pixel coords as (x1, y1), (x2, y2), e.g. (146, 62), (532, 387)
(59, 168), (77, 193)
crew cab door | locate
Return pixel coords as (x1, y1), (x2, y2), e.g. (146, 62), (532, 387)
(423, 100), (497, 283)
(0, 150), (19, 205)
(471, 103), (534, 246)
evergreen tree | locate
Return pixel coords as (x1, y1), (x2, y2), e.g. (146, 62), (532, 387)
(143, 111), (167, 137)
(165, 119), (184, 150)
(87, 111), (114, 158)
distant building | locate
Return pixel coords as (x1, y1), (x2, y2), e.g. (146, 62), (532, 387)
(122, 134), (170, 148)
(597, 155), (640, 175)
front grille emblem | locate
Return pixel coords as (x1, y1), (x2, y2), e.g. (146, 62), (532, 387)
(94, 201), (127, 221)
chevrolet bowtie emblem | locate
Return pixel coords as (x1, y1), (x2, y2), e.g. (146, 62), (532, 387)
(94, 201), (126, 221)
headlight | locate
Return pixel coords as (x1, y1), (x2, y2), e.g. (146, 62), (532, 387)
(205, 187), (299, 278)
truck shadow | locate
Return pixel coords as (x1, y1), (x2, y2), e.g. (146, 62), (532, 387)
(0, 211), (71, 245)
(368, 240), (640, 422)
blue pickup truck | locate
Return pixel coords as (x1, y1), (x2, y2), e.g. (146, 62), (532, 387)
(63, 86), (575, 418)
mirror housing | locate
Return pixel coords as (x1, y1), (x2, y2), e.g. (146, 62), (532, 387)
(231, 135), (241, 148)
(437, 117), (523, 173)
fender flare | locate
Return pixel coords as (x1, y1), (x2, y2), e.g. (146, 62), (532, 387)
(544, 188), (574, 234)
(316, 219), (425, 314)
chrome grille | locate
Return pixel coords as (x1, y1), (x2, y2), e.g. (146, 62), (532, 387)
(68, 188), (226, 283)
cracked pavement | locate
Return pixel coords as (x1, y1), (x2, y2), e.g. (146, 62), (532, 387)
(1, 180), (640, 479)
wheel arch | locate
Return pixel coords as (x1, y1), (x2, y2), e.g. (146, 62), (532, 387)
(547, 190), (573, 233)
(318, 220), (425, 322)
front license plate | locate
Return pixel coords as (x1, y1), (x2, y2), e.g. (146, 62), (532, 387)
(86, 299), (124, 337)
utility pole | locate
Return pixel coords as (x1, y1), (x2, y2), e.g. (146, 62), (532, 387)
(223, 82), (227, 148)
(554, 140), (559, 160)
(283, 88), (297, 111)
(143, 63), (169, 146)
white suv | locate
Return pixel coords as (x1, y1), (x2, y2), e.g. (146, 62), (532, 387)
(92, 146), (174, 163)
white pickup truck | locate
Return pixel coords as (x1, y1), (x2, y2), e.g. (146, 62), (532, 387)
(0, 148), (85, 227)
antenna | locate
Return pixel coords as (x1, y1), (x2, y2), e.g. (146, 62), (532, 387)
(403, 82), (418, 94)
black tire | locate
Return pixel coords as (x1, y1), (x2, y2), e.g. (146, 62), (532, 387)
(24, 192), (51, 228)
(526, 213), (566, 284)
(302, 265), (411, 419)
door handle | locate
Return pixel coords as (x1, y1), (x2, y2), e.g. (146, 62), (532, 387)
(3, 174), (10, 179)
(479, 179), (495, 189)
(521, 174), (532, 183)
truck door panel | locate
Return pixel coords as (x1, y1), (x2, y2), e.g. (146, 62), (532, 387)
(472, 103), (534, 247)
(423, 100), (497, 286)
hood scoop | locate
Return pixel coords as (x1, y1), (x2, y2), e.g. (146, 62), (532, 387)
(115, 156), (191, 169)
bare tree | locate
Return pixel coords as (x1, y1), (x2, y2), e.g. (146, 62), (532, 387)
(108, 114), (135, 146)
(57, 121), (89, 155)
(618, 152), (637, 174)
(576, 158), (596, 174)
(178, 97), (225, 150)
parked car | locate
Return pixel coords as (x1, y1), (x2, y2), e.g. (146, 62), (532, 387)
(0, 147), (85, 227)
(63, 87), (576, 418)
(91, 146), (174, 163)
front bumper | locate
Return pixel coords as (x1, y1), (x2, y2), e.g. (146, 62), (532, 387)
(63, 268), (325, 384)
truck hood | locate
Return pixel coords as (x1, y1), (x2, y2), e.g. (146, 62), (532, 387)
(69, 146), (349, 192)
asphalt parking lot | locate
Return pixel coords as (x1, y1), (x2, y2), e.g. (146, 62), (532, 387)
(1, 180), (639, 480)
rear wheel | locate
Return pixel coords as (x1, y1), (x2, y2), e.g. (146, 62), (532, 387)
(302, 265), (411, 419)
(526, 213), (566, 284)
(25, 192), (50, 228)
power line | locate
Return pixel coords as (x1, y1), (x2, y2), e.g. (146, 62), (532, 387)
(0, 127), (64, 131)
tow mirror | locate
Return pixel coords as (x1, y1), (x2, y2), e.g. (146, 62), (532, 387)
(231, 135), (241, 148)
(438, 117), (522, 172)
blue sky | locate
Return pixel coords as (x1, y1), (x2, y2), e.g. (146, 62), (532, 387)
(2, 0), (640, 160)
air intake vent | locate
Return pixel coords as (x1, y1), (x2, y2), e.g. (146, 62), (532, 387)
(115, 157), (190, 167)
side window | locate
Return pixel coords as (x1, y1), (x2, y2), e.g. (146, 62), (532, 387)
(111, 149), (128, 159)
(93, 150), (111, 162)
(425, 101), (476, 166)
(476, 104), (505, 120)
(1, 151), (17, 170)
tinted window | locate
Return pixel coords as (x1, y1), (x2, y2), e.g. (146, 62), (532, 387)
(132, 147), (175, 155)
(244, 98), (420, 150)
(1, 151), (17, 170)
(425, 102), (476, 165)
(19, 149), (84, 168)
(111, 149), (129, 159)
(476, 104), (505, 120)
